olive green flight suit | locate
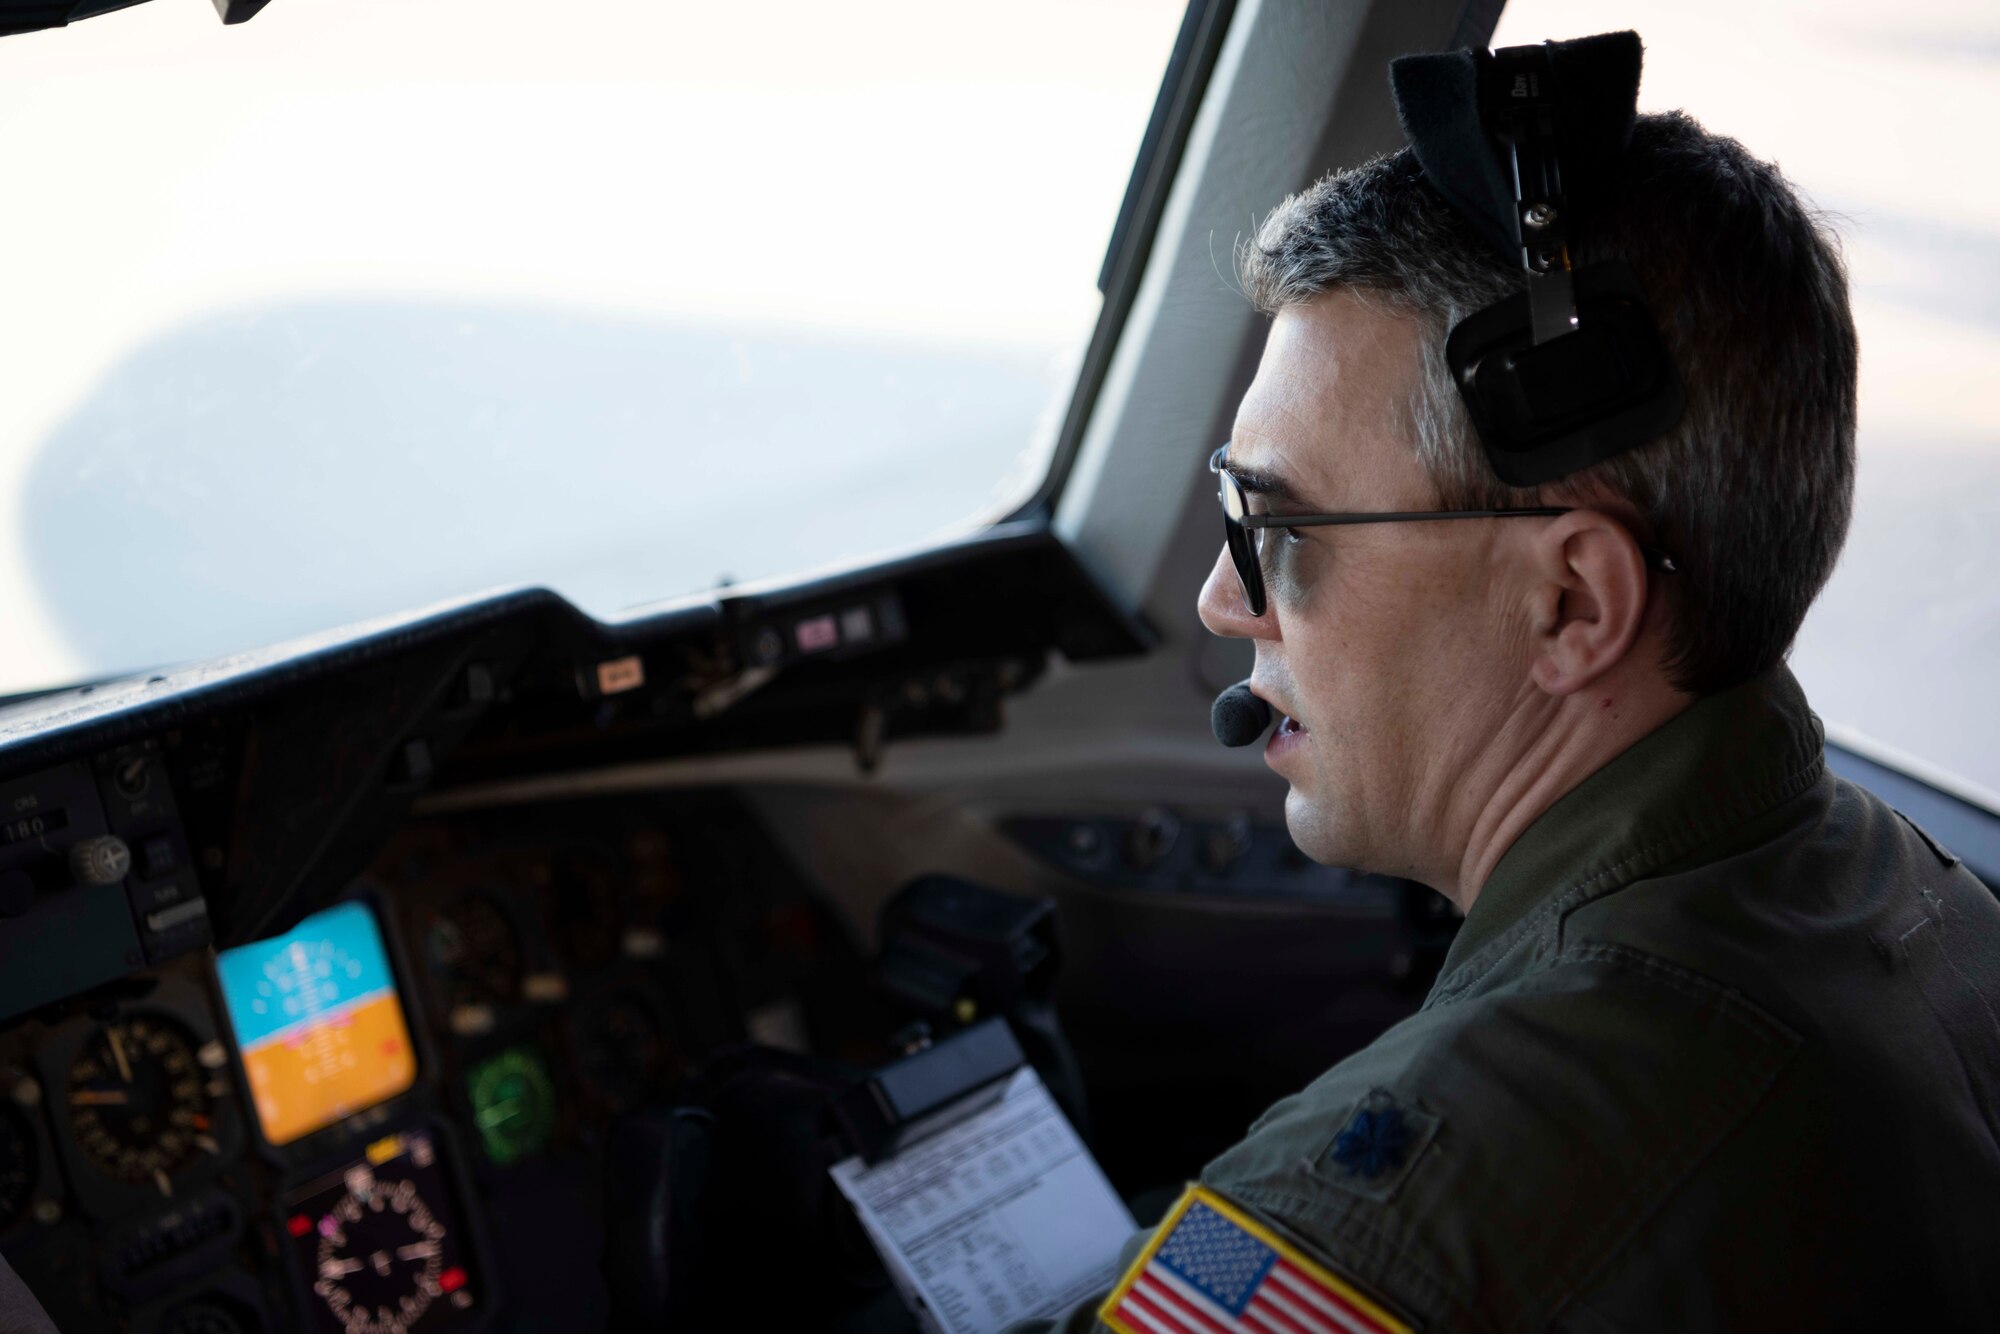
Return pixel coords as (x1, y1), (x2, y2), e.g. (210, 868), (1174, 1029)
(1045, 666), (2000, 1331)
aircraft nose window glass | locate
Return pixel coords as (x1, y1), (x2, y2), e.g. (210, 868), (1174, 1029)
(0, 0), (1184, 697)
(1495, 0), (2000, 797)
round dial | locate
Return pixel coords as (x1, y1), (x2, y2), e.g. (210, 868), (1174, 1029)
(0, 1103), (37, 1232)
(573, 993), (665, 1115)
(66, 1014), (212, 1195)
(547, 851), (622, 972)
(465, 1047), (555, 1166)
(313, 1170), (449, 1333)
(424, 896), (522, 1010)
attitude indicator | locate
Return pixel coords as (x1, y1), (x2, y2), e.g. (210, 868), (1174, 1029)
(216, 900), (417, 1145)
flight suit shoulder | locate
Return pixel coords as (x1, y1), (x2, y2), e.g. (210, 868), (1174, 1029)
(1198, 944), (1801, 1331)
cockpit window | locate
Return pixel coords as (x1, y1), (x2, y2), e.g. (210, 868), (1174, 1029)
(1494, 0), (2000, 796)
(0, 0), (1185, 696)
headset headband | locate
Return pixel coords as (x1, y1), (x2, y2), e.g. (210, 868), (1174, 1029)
(1389, 31), (1684, 486)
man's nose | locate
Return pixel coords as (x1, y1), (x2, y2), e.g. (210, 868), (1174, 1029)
(1198, 545), (1277, 641)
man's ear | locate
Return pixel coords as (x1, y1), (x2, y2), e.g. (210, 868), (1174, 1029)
(1523, 510), (1653, 697)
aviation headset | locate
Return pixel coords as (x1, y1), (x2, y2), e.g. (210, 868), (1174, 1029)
(1212, 29), (1683, 746)
(1392, 29), (1682, 486)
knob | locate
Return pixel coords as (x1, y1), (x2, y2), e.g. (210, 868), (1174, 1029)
(1125, 807), (1181, 871)
(1201, 812), (1255, 874)
(1063, 823), (1106, 865)
(68, 835), (132, 887)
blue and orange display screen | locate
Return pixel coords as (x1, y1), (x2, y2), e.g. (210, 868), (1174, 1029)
(215, 900), (418, 1146)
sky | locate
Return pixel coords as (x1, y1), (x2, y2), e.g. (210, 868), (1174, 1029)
(0, 0), (1183, 688)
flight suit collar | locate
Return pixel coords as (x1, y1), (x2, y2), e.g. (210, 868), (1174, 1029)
(1426, 665), (1827, 1007)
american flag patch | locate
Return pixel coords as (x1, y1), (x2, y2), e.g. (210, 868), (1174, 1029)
(1099, 1185), (1412, 1334)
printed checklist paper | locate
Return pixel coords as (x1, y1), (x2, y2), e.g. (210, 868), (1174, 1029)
(832, 1067), (1136, 1334)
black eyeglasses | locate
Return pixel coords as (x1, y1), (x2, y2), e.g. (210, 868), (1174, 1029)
(1210, 444), (1676, 617)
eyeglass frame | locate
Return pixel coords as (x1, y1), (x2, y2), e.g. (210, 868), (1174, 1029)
(1209, 444), (1677, 617)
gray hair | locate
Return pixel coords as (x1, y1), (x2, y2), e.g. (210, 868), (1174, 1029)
(1238, 112), (1858, 695)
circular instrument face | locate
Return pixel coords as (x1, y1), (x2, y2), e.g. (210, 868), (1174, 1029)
(465, 1047), (555, 1166)
(547, 851), (622, 973)
(285, 1129), (477, 1334)
(314, 1171), (449, 1333)
(0, 1103), (37, 1232)
(573, 993), (665, 1115)
(66, 1014), (212, 1195)
(424, 896), (522, 1010)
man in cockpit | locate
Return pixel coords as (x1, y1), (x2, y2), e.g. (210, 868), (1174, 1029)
(1036, 39), (2000, 1334)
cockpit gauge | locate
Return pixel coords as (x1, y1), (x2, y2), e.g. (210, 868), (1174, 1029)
(281, 1127), (481, 1334)
(464, 1046), (555, 1167)
(570, 988), (669, 1116)
(65, 1013), (216, 1197)
(0, 1102), (38, 1233)
(215, 898), (419, 1147)
(315, 1174), (447, 1330)
(38, 979), (240, 1221)
(0, 1066), (56, 1238)
(423, 895), (523, 1012)
(544, 849), (623, 973)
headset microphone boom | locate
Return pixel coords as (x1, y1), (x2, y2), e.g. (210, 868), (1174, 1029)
(1211, 680), (1274, 748)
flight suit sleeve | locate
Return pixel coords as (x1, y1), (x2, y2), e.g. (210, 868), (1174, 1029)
(1193, 946), (1799, 1331)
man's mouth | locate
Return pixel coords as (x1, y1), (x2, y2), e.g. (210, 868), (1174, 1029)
(1265, 704), (1309, 763)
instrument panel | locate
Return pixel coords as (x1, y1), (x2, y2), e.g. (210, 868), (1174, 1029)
(0, 787), (857, 1332)
(0, 503), (1151, 1330)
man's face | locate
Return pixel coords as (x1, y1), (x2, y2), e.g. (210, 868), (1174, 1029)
(1198, 290), (1530, 882)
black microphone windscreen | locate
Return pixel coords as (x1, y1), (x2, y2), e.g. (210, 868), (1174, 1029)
(1211, 681), (1273, 748)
